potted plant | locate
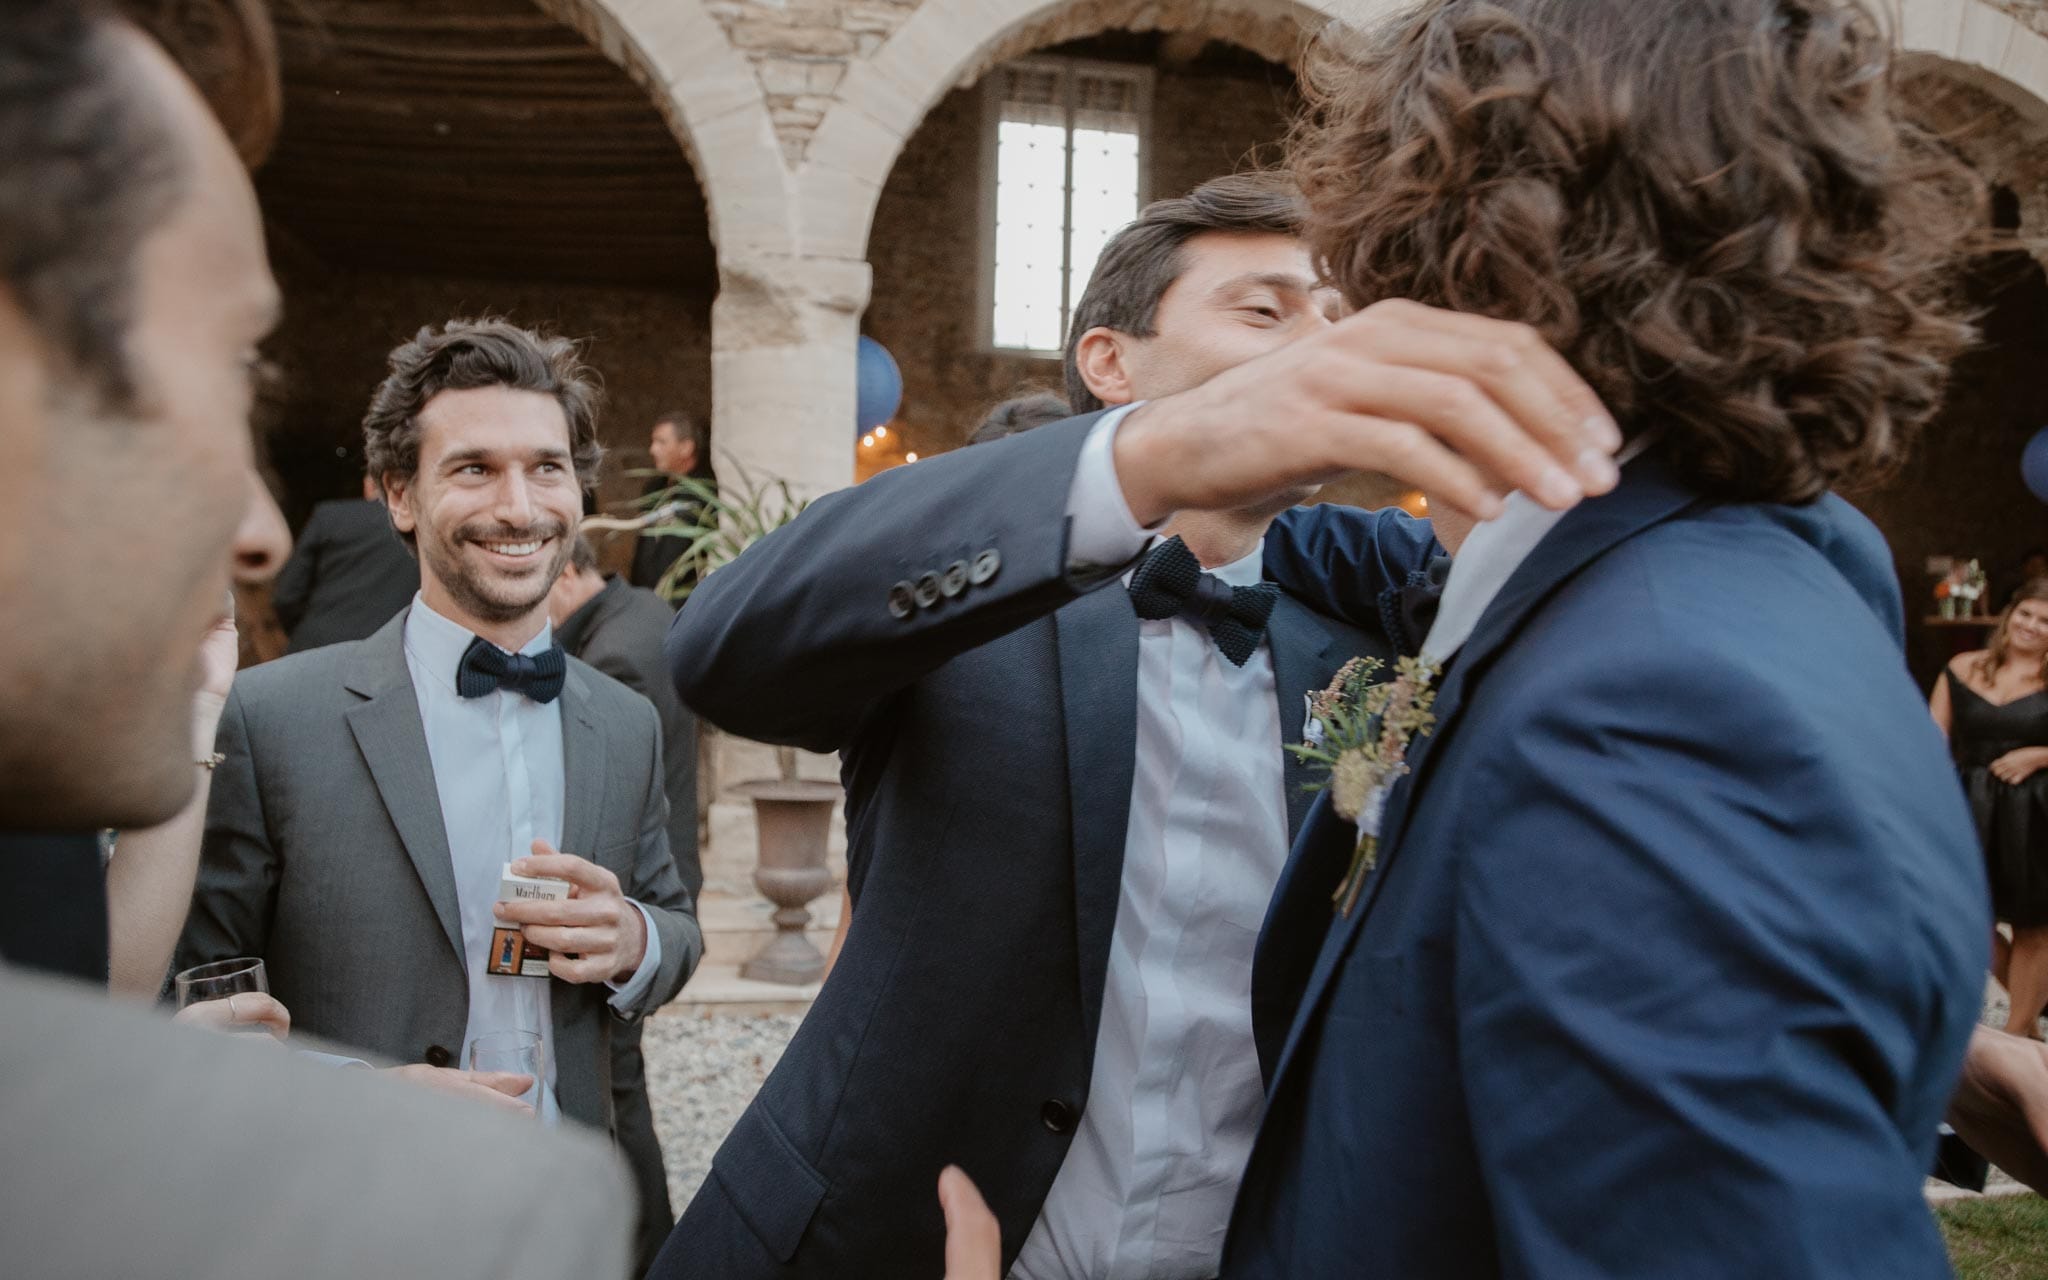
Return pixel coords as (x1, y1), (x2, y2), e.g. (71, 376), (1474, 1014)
(626, 465), (840, 986)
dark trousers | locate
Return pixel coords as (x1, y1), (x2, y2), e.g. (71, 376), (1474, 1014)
(611, 1020), (675, 1277)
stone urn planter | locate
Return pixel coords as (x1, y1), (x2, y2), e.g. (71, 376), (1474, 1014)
(734, 749), (840, 985)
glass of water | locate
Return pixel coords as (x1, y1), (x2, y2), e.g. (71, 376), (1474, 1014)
(468, 1029), (545, 1116)
(172, 957), (272, 1036)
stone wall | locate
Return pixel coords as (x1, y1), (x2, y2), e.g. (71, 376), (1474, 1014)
(863, 42), (1298, 458)
(704, 0), (922, 164)
(1853, 248), (2048, 690)
(261, 267), (715, 538)
(1990, 0), (2048, 40)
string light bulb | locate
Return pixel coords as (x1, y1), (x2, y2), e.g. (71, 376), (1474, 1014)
(875, 426), (889, 440)
(861, 434), (875, 448)
(905, 452), (919, 463)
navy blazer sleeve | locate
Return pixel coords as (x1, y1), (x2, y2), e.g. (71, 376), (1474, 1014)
(1447, 629), (1975, 1276)
(667, 413), (1111, 753)
(1262, 502), (1440, 632)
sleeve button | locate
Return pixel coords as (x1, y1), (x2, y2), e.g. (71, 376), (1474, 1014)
(970, 548), (1002, 585)
(887, 581), (917, 619)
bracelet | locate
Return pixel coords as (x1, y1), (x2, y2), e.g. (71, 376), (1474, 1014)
(198, 752), (226, 771)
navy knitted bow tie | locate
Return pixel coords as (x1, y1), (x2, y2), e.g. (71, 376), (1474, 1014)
(1126, 536), (1279, 667)
(457, 635), (567, 704)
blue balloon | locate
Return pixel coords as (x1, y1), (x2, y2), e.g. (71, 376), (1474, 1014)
(856, 336), (903, 434)
(2026, 428), (2048, 504)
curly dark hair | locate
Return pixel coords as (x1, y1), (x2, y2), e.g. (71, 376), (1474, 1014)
(1290, 0), (1983, 503)
(363, 317), (604, 545)
(1065, 172), (1307, 415)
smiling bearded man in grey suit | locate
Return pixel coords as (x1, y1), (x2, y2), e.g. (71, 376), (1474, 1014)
(179, 317), (702, 1133)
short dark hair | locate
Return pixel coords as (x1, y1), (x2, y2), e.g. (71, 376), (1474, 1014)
(652, 408), (711, 474)
(967, 391), (1073, 446)
(363, 317), (605, 546)
(2, 2), (183, 410)
(1, 0), (278, 412)
(1291, 0), (1981, 503)
(1063, 173), (1307, 414)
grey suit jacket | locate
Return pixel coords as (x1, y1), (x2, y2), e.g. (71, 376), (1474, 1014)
(179, 612), (703, 1132)
(0, 964), (633, 1280)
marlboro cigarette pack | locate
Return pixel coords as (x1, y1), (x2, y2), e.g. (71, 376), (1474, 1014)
(487, 863), (571, 978)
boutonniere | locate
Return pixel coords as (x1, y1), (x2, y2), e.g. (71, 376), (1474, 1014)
(1289, 654), (1442, 915)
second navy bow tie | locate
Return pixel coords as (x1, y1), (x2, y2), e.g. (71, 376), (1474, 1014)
(1126, 536), (1279, 667)
(457, 635), (568, 704)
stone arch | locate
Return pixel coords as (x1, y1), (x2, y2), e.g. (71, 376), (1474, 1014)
(536, 0), (795, 258)
(1891, 2), (2048, 265)
(810, 0), (2048, 266)
(802, 0), (1343, 263)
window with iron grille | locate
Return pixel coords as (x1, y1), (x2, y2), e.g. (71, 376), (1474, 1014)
(982, 58), (1151, 355)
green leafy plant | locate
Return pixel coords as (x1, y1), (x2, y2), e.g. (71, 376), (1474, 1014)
(613, 461), (813, 781)
(629, 460), (812, 606)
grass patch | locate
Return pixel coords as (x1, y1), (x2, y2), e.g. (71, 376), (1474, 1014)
(1940, 1194), (2048, 1280)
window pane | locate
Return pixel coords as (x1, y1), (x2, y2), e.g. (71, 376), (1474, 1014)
(993, 116), (1069, 351)
(1067, 124), (1139, 313)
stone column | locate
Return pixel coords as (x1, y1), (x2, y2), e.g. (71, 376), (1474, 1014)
(709, 252), (872, 501)
(698, 253), (867, 925)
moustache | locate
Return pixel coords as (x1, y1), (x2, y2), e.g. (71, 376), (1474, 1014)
(456, 520), (568, 547)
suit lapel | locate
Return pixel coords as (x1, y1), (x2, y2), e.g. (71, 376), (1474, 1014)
(343, 617), (465, 968)
(1265, 596), (1341, 840)
(1266, 454), (1704, 1096)
(1054, 586), (1141, 1041)
(559, 665), (606, 859)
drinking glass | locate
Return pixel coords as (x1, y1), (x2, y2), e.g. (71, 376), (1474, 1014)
(173, 957), (268, 1016)
(468, 1029), (545, 1116)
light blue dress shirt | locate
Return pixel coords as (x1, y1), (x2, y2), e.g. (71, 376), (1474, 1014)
(400, 596), (661, 1123)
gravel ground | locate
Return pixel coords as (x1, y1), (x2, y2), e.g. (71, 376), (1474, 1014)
(643, 1008), (804, 1211)
(636, 982), (2035, 1215)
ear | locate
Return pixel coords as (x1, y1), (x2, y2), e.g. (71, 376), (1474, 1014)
(382, 472), (417, 534)
(1072, 328), (1138, 407)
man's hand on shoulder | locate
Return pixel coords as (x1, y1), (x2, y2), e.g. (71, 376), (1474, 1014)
(1113, 299), (1622, 525)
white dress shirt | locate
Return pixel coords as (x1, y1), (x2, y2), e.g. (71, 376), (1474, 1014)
(400, 596), (661, 1123)
(1012, 408), (1290, 1280)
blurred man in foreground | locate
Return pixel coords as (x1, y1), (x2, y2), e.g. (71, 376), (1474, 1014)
(0, 4), (632, 1276)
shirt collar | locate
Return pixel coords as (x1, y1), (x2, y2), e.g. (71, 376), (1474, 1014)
(403, 594), (555, 694)
(1420, 431), (1659, 665)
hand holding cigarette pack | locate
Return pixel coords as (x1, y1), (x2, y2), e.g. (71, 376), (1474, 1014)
(487, 862), (571, 977)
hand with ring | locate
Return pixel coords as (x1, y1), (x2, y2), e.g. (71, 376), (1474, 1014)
(173, 990), (292, 1041)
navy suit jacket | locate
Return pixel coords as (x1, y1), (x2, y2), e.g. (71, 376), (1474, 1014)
(655, 413), (1390, 1279)
(1226, 451), (1989, 1278)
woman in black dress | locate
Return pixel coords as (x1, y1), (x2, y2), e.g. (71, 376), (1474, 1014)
(1932, 579), (2048, 1038)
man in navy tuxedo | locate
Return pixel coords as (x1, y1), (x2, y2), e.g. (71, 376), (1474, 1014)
(1064, 1), (1987, 1276)
(654, 174), (1614, 1279)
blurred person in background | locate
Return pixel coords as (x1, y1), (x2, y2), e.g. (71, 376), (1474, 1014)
(1931, 578), (2048, 1038)
(630, 408), (712, 600)
(551, 531), (702, 1272)
(964, 390), (1073, 447)
(271, 470), (422, 652)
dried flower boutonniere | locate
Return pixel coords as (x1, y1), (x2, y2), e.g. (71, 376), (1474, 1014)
(1288, 654), (1442, 915)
